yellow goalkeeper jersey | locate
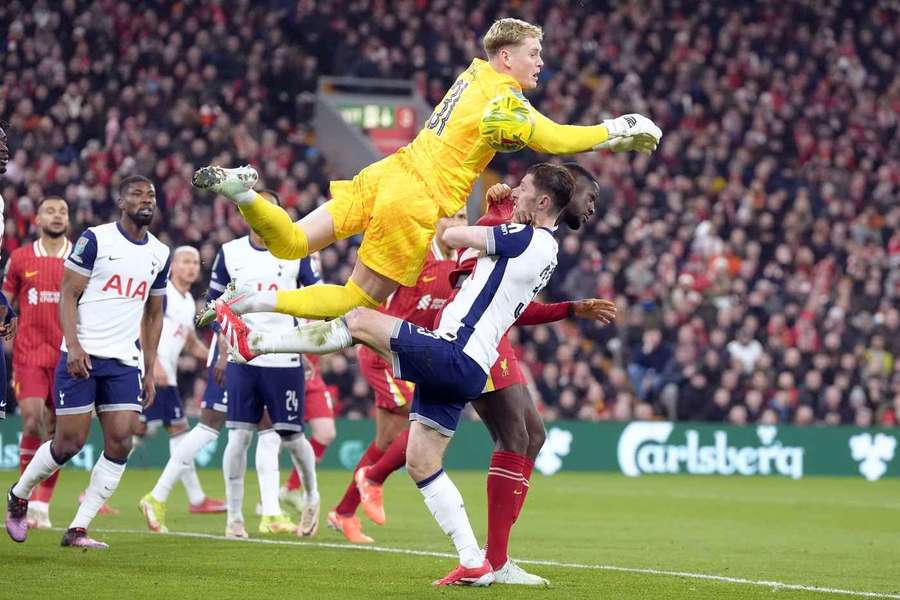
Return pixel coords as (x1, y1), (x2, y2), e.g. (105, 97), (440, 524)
(396, 58), (609, 218)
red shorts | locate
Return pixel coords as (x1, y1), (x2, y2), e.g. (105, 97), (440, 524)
(13, 363), (56, 407)
(358, 346), (414, 414)
(304, 376), (335, 420)
(484, 334), (527, 393)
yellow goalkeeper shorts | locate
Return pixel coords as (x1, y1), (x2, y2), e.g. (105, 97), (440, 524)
(326, 155), (439, 287)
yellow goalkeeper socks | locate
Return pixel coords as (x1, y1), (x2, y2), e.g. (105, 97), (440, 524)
(274, 279), (380, 320)
(238, 193), (309, 259)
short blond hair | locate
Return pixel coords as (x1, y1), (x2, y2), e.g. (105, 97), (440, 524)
(482, 18), (543, 57)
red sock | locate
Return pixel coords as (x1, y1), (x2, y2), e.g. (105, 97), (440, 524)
(485, 450), (527, 570)
(513, 457), (535, 523)
(310, 438), (328, 463)
(19, 435), (41, 474)
(33, 469), (60, 503)
(365, 428), (409, 485)
(334, 441), (384, 516)
(286, 468), (302, 491)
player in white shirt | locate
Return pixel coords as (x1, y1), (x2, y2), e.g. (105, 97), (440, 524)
(6, 174), (169, 549)
(215, 164), (573, 585)
(136, 246), (225, 516)
(142, 190), (321, 538)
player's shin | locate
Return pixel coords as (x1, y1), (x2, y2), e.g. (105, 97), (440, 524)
(485, 451), (527, 570)
(171, 432), (206, 506)
(255, 429), (282, 517)
(282, 433), (318, 503)
(223, 429), (252, 524)
(151, 424), (218, 503)
(12, 441), (64, 500)
(282, 433), (320, 536)
(334, 441), (384, 516)
(250, 318), (353, 356)
(19, 434), (41, 474)
(417, 470), (483, 569)
(237, 194), (310, 260)
(272, 279), (379, 321)
(69, 453), (126, 530)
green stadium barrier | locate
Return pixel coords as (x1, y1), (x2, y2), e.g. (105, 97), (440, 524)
(0, 417), (896, 481)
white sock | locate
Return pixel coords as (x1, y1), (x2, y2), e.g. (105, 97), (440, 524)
(251, 319), (352, 356)
(151, 424), (219, 503)
(70, 454), (126, 530)
(232, 289), (277, 314)
(223, 428), (252, 523)
(255, 429), (282, 517)
(233, 189), (256, 205)
(418, 471), (482, 568)
(170, 433), (206, 505)
(282, 433), (319, 506)
(13, 441), (62, 499)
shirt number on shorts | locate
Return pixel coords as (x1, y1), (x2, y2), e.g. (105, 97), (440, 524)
(426, 79), (469, 136)
(285, 390), (299, 413)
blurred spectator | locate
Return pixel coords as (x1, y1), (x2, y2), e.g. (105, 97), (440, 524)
(0, 0), (896, 428)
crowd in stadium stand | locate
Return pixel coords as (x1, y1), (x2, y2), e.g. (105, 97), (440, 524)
(0, 1), (897, 427)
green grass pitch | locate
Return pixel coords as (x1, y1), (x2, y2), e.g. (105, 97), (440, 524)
(2, 468), (898, 599)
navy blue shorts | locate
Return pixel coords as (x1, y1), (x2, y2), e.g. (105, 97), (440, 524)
(202, 365), (228, 413)
(389, 321), (487, 436)
(141, 385), (186, 426)
(225, 362), (305, 433)
(54, 352), (143, 416)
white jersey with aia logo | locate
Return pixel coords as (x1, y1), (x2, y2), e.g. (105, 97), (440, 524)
(210, 236), (320, 368)
(157, 280), (197, 386)
(64, 221), (171, 367)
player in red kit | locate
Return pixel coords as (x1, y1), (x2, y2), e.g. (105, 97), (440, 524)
(326, 208), (466, 543)
(465, 165), (611, 585)
(2, 197), (72, 529)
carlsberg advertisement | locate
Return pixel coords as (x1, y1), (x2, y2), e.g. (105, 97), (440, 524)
(0, 418), (896, 480)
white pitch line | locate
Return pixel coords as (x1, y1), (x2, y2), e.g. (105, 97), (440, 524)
(80, 527), (899, 599)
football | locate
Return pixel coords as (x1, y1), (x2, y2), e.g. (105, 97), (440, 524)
(479, 92), (535, 153)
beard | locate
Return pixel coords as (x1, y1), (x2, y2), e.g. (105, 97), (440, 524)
(42, 226), (67, 239)
(131, 210), (154, 226)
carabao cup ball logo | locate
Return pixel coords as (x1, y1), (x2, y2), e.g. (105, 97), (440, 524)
(479, 92), (535, 153)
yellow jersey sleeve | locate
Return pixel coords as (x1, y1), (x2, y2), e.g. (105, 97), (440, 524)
(401, 59), (520, 217)
(526, 109), (610, 155)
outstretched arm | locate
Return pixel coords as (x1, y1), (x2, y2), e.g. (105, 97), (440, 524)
(528, 110), (661, 155)
(515, 298), (617, 327)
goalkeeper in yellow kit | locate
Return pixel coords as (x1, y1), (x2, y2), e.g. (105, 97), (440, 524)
(193, 18), (662, 324)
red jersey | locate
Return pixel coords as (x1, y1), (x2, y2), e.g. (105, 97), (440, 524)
(3, 239), (72, 368)
(358, 242), (457, 368)
(304, 353), (326, 393)
(382, 243), (457, 327)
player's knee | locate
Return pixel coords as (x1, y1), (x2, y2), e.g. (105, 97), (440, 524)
(344, 307), (376, 336)
(21, 413), (42, 436)
(53, 428), (89, 460)
(200, 409), (226, 431)
(311, 421), (336, 446)
(526, 425), (547, 461)
(104, 434), (133, 462)
(497, 425), (530, 455)
(406, 453), (439, 482)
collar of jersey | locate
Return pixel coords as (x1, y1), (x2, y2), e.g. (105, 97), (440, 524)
(247, 238), (267, 252)
(116, 221), (149, 245)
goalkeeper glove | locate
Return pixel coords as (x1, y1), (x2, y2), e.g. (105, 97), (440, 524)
(596, 114), (662, 154)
